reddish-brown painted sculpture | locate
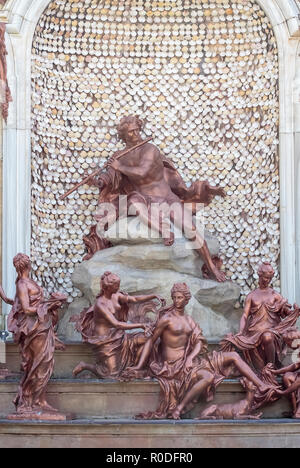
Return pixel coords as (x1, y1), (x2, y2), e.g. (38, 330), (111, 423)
(83, 116), (227, 282)
(269, 340), (300, 419)
(123, 283), (275, 420)
(0, 23), (12, 121)
(72, 271), (164, 379)
(198, 362), (282, 420)
(199, 377), (263, 420)
(83, 225), (111, 261)
(5, 253), (68, 420)
(221, 263), (300, 372)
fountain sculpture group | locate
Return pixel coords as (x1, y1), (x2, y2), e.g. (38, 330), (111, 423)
(1, 116), (300, 422)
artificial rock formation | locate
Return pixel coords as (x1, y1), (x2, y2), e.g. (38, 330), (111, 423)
(58, 218), (241, 341)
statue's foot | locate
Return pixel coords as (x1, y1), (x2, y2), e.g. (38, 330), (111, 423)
(73, 362), (85, 377)
(37, 401), (58, 413)
(211, 267), (227, 283)
(171, 406), (182, 420)
(163, 232), (175, 246)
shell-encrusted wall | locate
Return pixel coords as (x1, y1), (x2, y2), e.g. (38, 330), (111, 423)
(31, 0), (280, 303)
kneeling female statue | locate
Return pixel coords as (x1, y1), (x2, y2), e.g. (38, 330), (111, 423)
(72, 271), (163, 379)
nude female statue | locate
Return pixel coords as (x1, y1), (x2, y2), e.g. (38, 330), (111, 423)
(73, 271), (162, 379)
(123, 283), (273, 419)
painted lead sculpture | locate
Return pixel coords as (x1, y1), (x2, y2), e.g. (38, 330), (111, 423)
(269, 340), (300, 419)
(199, 377), (263, 420)
(221, 263), (300, 372)
(72, 271), (163, 379)
(4, 254), (68, 420)
(123, 283), (275, 420)
(82, 115), (227, 282)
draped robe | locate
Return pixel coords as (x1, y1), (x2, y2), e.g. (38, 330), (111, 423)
(221, 297), (300, 370)
(7, 285), (65, 412)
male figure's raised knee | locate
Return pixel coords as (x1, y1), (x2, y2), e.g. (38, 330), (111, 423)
(225, 351), (240, 363)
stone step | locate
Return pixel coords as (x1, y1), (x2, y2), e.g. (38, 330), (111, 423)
(0, 418), (300, 448)
(0, 378), (290, 420)
(5, 341), (294, 379)
(6, 341), (94, 379)
(6, 341), (220, 378)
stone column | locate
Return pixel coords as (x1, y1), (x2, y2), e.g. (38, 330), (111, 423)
(295, 42), (300, 304)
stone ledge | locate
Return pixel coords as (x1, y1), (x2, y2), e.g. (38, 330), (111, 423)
(0, 419), (300, 448)
(0, 378), (290, 420)
(5, 341), (294, 378)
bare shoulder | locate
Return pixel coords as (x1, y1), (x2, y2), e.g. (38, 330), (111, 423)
(158, 312), (172, 327)
(246, 291), (255, 301)
(143, 142), (161, 155)
(273, 290), (285, 302)
(16, 279), (28, 290)
(95, 296), (105, 311)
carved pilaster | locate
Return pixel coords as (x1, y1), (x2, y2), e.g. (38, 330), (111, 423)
(0, 22), (11, 121)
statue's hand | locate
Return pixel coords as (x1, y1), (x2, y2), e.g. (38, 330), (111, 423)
(185, 356), (194, 371)
(55, 341), (66, 352)
(121, 366), (142, 381)
(108, 159), (121, 171)
(268, 368), (280, 376)
(107, 152), (121, 171)
(155, 295), (166, 307)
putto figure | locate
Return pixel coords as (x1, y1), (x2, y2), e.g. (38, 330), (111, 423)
(90, 115), (227, 282)
(5, 253), (68, 420)
(72, 271), (163, 379)
(221, 263), (300, 372)
(123, 283), (274, 419)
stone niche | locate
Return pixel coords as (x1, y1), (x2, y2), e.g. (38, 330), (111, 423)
(30, 0), (280, 332)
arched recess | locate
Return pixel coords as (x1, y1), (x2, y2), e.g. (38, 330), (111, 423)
(1, 0), (300, 315)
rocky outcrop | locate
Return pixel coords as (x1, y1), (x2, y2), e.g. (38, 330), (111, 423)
(58, 218), (241, 341)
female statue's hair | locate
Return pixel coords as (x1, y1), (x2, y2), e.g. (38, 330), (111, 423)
(258, 262), (274, 277)
(100, 271), (121, 294)
(117, 115), (143, 141)
(13, 253), (31, 281)
(171, 282), (192, 303)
